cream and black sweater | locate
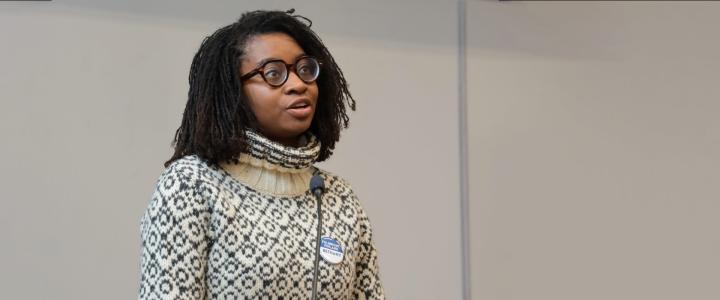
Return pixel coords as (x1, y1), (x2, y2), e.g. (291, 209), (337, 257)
(138, 131), (385, 299)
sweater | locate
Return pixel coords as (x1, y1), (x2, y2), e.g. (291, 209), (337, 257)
(138, 130), (385, 300)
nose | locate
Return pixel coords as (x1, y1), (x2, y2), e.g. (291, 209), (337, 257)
(283, 70), (308, 94)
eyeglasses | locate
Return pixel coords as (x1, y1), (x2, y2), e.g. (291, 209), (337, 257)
(240, 55), (321, 87)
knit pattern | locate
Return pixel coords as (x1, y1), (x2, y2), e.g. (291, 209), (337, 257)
(139, 132), (384, 299)
(244, 130), (320, 170)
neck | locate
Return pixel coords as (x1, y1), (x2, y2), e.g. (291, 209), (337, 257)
(261, 131), (302, 148)
(220, 155), (314, 196)
(219, 129), (321, 196)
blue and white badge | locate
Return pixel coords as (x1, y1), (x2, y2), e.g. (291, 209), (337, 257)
(319, 236), (344, 264)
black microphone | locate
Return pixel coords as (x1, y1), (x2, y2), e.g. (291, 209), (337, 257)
(309, 174), (324, 300)
(310, 175), (325, 197)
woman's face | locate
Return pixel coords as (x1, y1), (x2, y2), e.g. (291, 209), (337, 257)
(240, 32), (319, 147)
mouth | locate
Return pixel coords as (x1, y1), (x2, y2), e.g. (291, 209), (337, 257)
(286, 98), (313, 118)
(287, 98), (312, 110)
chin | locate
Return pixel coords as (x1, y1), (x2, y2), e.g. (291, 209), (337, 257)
(292, 120), (314, 133)
(281, 124), (312, 138)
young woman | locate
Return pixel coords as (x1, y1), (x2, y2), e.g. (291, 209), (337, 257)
(138, 9), (385, 300)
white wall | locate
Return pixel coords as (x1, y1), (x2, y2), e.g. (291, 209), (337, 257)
(0, 1), (461, 299)
(9, 1), (716, 299)
(467, 1), (720, 299)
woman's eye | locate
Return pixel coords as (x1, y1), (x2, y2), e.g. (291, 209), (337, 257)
(265, 70), (280, 78)
(298, 66), (310, 75)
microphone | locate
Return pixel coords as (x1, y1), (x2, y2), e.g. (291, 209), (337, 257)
(309, 174), (324, 300)
(310, 174), (325, 197)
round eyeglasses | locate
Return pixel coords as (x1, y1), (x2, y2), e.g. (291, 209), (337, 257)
(240, 56), (321, 87)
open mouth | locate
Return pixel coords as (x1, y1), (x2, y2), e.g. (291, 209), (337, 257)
(289, 103), (310, 109)
(286, 102), (313, 118)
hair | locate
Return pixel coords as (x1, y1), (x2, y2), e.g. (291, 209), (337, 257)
(164, 9), (355, 168)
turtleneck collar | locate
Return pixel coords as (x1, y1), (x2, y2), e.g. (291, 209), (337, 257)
(219, 130), (321, 197)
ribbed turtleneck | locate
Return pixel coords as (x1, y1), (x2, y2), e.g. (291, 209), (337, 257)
(219, 130), (321, 197)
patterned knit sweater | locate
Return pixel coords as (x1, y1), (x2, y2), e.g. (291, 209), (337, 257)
(138, 131), (385, 299)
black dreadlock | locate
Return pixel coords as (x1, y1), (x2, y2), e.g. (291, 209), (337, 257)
(164, 9), (356, 168)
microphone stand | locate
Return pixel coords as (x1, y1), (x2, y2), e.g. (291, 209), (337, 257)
(310, 174), (325, 300)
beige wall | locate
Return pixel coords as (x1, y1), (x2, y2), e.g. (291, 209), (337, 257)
(467, 1), (720, 299)
(0, 1), (461, 299)
(6, 1), (718, 299)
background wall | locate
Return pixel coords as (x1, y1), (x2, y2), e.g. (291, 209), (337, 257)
(467, 1), (720, 300)
(0, 1), (461, 299)
(4, 1), (720, 299)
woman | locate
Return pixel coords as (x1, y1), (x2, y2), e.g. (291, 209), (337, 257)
(138, 9), (385, 300)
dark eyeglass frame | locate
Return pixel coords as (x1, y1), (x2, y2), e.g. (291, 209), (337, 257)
(239, 55), (322, 87)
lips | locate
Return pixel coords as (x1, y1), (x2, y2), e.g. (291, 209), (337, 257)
(287, 98), (311, 109)
(286, 98), (313, 118)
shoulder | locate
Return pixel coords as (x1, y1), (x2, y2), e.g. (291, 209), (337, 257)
(161, 154), (209, 179)
(315, 167), (353, 190)
(314, 167), (363, 204)
(153, 154), (222, 203)
(314, 168), (377, 235)
(141, 155), (218, 242)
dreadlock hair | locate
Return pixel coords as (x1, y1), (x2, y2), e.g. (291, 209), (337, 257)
(164, 9), (356, 168)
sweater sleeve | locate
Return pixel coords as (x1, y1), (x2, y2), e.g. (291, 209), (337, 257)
(352, 194), (386, 300)
(139, 163), (211, 300)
